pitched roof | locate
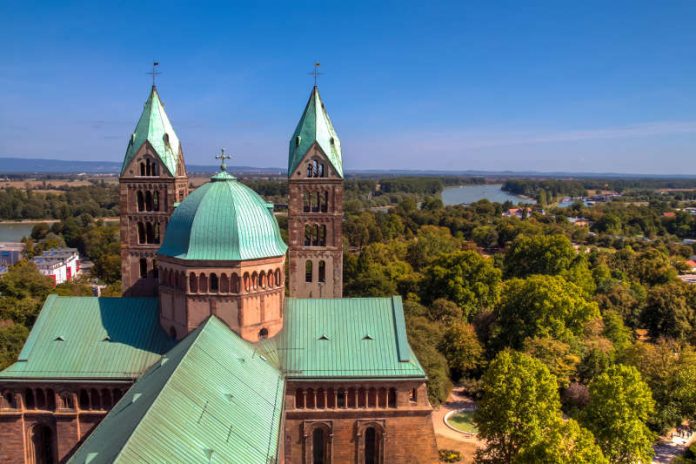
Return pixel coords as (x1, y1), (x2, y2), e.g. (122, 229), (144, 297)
(68, 317), (284, 464)
(0, 295), (173, 380)
(157, 171), (288, 261)
(120, 86), (182, 177)
(274, 296), (426, 379)
(288, 86), (343, 178)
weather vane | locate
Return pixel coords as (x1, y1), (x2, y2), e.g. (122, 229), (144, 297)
(309, 62), (322, 86)
(147, 61), (161, 87)
(216, 148), (231, 172)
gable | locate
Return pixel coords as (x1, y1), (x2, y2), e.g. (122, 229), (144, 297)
(0, 295), (174, 380)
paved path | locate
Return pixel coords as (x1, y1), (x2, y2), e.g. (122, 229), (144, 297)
(432, 387), (481, 443)
(653, 431), (694, 464)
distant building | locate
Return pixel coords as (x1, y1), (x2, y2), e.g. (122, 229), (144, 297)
(0, 242), (24, 267)
(679, 274), (696, 285)
(503, 207), (539, 219)
(31, 247), (79, 286)
(685, 260), (696, 272)
(567, 217), (591, 227)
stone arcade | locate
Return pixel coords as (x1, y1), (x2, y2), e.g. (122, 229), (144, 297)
(0, 84), (439, 463)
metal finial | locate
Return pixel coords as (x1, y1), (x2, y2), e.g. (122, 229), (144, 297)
(308, 62), (322, 86)
(147, 61), (161, 87)
(215, 148), (231, 172)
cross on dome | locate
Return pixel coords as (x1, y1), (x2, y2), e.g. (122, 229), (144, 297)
(216, 148), (231, 172)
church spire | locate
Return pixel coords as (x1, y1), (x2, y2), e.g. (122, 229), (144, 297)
(288, 86), (343, 178)
(120, 85), (182, 177)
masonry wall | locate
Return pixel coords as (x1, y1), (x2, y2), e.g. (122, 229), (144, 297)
(0, 382), (130, 463)
(283, 380), (438, 464)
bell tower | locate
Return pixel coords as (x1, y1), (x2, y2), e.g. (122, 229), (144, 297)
(119, 84), (189, 296)
(287, 86), (344, 298)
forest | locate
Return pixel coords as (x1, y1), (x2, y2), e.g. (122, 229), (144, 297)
(2, 175), (696, 462)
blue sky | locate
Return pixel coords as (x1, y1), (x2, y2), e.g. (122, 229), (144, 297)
(1, 0), (696, 174)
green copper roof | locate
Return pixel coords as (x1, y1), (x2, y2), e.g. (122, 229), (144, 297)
(158, 171), (288, 261)
(0, 296), (173, 380)
(68, 317), (284, 464)
(288, 86), (343, 178)
(120, 86), (182, 176)
(274, 297), (426, 379)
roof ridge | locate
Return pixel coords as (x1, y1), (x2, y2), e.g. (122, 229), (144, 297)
(113, 321), (210, 463)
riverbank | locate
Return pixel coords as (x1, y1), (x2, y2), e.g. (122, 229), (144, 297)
(0, 217), (118, 224)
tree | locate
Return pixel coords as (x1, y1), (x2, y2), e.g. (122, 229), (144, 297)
(420, 250), (501, 319)
(581, 364), (656, 464)
(641, 282), (694, 340)
(517, 418), (608, 464)
(0, 323), (30, 370)
(503, 234), (576, 279)
(492, 275), (600, 350)
(0, 260), (53, 300)
(405, 315), (451, 406)
(474, 351), (560, 463)
(406, 225), (461, 269)
(472, 225), (499, 249)
(439, 321), (483, 380)
(428, 298), (463, 322)
(522, 337), (579, 388)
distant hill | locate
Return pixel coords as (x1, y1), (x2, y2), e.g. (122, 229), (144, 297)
(2, 156), (696, 179)
(0, 157), (284, 176)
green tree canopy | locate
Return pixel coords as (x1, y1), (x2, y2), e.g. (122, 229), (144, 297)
(581, 364), (656, 464)
(420, 250), (501, 319)
(492, 275), (600, 350)
(503, 234), (577, 279)
(439, 321), (483, 380)
(474, 350), (561, 463)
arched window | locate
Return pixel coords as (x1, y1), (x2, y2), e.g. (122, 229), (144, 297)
(258, 328), (269, 340)
(318, 163), (325, 177)
(153, 191), (160, 211)
(305, 261), (313, 283)
(259, 271), (266, 289)
(137, 222), (145, 244)
(220, 274), (229, 293)
(232, 273), (240, 293)
(312, 160), (319, 177)
(312, 224), (320, 246)
(102, 389), (112, 409)
(303, 192), (311, 212)
(146, 222), (154, 244)
(368, 388), (377, 408)
(388, 388), (397, 408)
(358, 388), (366, 408)
(348, 388), (356, 408)
(319, 225), (326, 246)
(136, 191), (144, 211)
(364, 427), (379, 464)
(29, 424), (55, 464)
(209, 273), (219, 292)
(145, 191), (153, 211)
(79, 390), (89, 410)
(313, 428), (326, 464)
(36, 388), (46, 409)
(317, 388), (325, 409)
(140, 162), (145, 176)
(337, 389), (346, 408)
(189, 273), (198, 293)
(307, 163), (313, 177)
(2, 391), (15, 409)
(266, 270), (274, 287)
(243, 273), (250, 292)
(409, 388), (417, 403)
(306, 388), (315, 409)
(154, 222), (160, 244)
(251, 272), (258, 290)
(304, 225), (312, 246)
(59, 392), (73, 410)
(46, 389), (55, 410)
(152, 162), (158, 176)
(199, 274), (208, 293)
(139, 258), (147, 278)
(312, 192), (320, 212)
(321, 191), (329, 212)
(179, 272), (186, 290)
(90, 389), (101, 410)
(24, 389), (35, 410)
(295, 389), (304, 409)
(145, 159), (151, 176)
(318, 261), (326, 283)
(275, 269), (282, 287)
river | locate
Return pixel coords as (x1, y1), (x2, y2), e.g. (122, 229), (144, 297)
(0, 222), (49, 242)
(441, 184), (536, 206)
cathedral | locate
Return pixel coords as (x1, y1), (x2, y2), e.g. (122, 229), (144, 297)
(0, 83), (439, 463)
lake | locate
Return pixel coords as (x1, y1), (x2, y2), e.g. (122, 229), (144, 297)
(442, 184), (536, 206)
(0, 222), (49, 242)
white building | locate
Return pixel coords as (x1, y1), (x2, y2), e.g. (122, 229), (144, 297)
(32, 247), (80, 286)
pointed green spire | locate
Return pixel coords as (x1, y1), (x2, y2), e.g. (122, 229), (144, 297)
(288, 86), (343, 178)
(120, 86), (182, 176)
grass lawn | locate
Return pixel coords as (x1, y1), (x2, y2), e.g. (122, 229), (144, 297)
(447, 410), (478, 434)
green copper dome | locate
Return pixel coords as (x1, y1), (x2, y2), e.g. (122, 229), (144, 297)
(158, 171), (287, 261)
